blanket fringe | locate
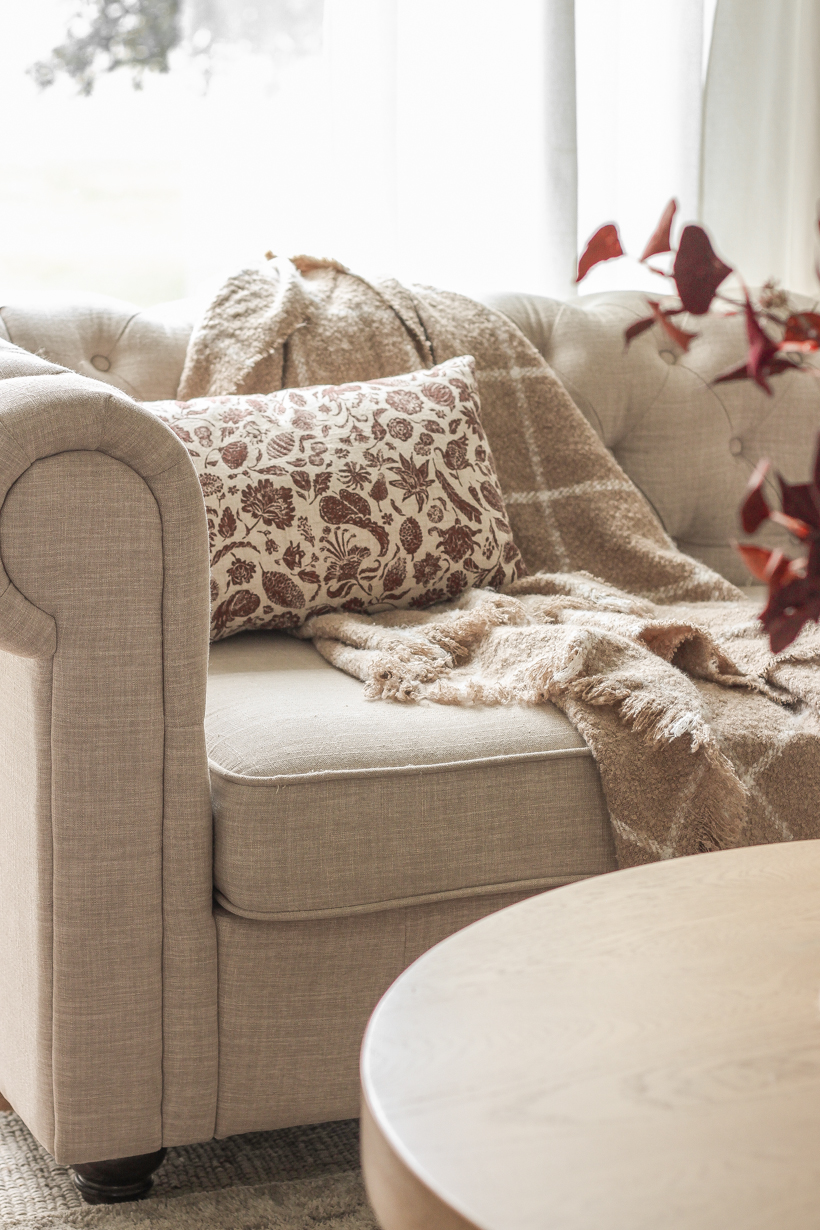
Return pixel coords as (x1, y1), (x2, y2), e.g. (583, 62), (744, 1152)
(572, 675), (710, 751)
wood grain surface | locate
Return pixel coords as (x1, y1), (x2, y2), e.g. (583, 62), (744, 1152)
(361, 841), (820, 1230)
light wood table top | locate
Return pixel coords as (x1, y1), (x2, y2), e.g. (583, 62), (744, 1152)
(361, 841), (820, 1230)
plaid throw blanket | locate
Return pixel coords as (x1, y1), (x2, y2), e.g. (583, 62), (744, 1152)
(179, 256), (820, 867)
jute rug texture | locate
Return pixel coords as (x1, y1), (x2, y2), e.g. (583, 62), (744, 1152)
(0, 1112), (374, 1229)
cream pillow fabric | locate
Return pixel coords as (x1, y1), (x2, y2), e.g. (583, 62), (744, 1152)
(149, 356), (525, 640)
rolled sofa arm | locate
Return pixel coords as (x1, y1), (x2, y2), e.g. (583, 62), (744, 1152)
(0, 341), (215, 1164)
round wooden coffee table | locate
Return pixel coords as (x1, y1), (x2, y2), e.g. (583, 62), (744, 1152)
(361, 841), (820, 1230)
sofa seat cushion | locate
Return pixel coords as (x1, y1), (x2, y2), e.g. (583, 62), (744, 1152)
(206, 633), (616, 920)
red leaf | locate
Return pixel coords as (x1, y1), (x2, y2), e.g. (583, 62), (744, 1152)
(576, 223), (624, 283)
(766, 356), (800, 377)
(765, 549), (804, 587)
(738, 542), (803, 589)
(778, 476), (820, 530)
(766, 611), (811, 653)
(735, 543), (779, 583)
(740, 459), (771, 533)
(744, 297), (781, 394)
(780, 311), (820, 352)
(640, 198), (677, 262)
(647, 300), (698, 352)
(712, 359), (752, 386)
(769, 510), (813, 539)
(672, 225), (732, 315)
(761, 576), (820, 653)
(713, 354), (798, 388)
(624, 315), (656, 346)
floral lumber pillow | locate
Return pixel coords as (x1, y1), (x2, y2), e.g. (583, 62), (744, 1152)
(149, 355), (526, 641)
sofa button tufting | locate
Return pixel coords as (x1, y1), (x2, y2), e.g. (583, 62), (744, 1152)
(729, 436), (743, 456)
(91, 354), (111, 372)
(658, 349), (676, 365)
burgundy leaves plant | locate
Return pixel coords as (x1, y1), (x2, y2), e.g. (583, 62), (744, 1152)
(639, 197), (676, 262)
(576, 224), (624, 282)
(737, 453), (820, 653)
(577, 202), (820, 651)
(577, 199), (820, 378)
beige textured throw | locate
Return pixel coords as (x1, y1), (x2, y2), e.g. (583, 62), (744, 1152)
(180, 256), (820, 867)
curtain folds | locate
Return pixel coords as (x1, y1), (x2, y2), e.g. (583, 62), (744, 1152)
(574, 0), (705, 295)
(322, 0), (818, 298)
(324, 0), (578, 299)
(701, 0), (820, 296)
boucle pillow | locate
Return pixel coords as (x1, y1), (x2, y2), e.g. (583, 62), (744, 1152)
(149, 355), (526, 641)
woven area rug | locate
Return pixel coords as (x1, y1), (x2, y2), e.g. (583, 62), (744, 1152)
(0, 1112), (375, 1229)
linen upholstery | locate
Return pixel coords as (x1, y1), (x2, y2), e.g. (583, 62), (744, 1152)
(0, 341), (214, 1162)
(0, 289), (794, 1161)
(5, 288), (812, 590)
(0, 654), (54, 1150)
(2, 451), (165, 1161)
(214, 890), (541, 1139)
(486, 289), (820, 585)
(207, 633), (616, 920)
(0, 296), (198, 402)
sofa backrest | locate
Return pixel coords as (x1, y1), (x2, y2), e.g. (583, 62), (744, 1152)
(486, 289), (820, 586)
(0, 294), (198, 403)
(3, 287), (817, 587)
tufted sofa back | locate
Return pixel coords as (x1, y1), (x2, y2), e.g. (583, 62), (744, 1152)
(0, 294), (198, 403)
(487, 290), (820, 585)
(3, 287), (817, 587)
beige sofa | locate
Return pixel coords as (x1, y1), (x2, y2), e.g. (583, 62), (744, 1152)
(0, 287), (815, 1201)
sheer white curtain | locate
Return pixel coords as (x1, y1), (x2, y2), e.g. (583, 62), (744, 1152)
(324, 0), (820, 301)
(4, 0), (817, 305)
(574, 0), (707, 294)
(701, 0), (820, 296)
(323, 0), (576, 298)
(323, 0), (707, 299)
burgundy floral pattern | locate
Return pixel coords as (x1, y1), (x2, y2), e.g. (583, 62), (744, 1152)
(149, 356), (525, 640)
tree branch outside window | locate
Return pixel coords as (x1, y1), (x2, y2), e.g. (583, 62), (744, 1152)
(29, 0), (323, 95)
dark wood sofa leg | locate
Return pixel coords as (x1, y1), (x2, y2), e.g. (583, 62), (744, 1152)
(0, 1091), (11, 1112)
(72, 1148), (167, 1204)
